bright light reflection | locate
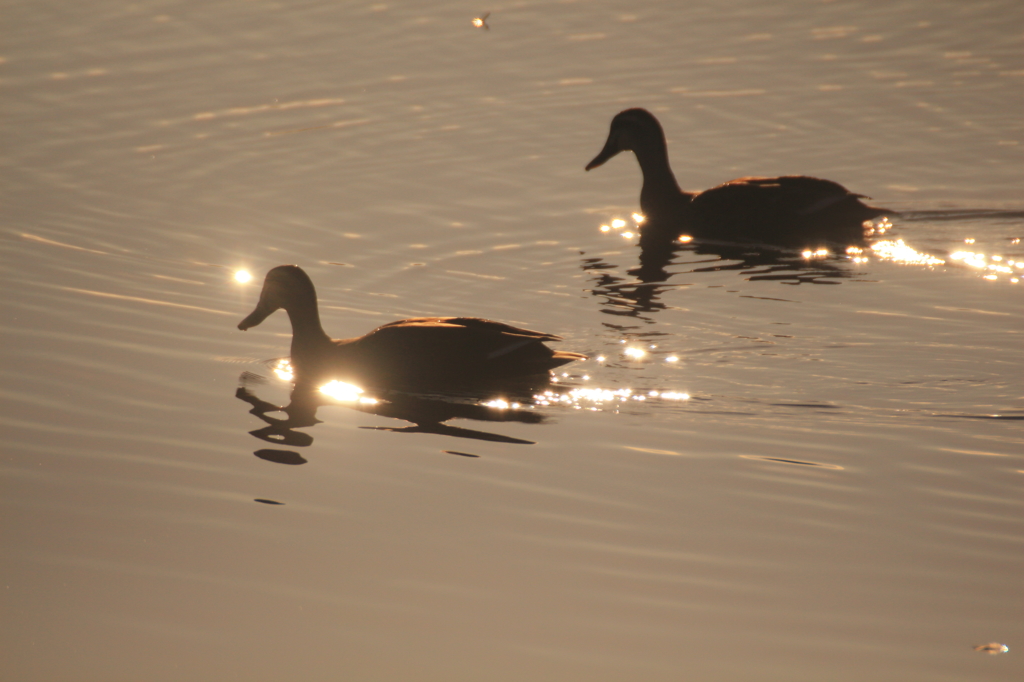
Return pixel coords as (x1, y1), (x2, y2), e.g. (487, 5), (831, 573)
(611, 218), (626, 228)
(600, 224), (611, 232)
(846, 246), (869, 264)
(319, 380), (378, 404)
(949, 250), (1017, 277)
(801, 248), (830, 259)
(858, 239), (1017, 281)
(621, 231), (635, 239)
(867, 216), (892, 236)
(872, 239), (945, 266)
(272, 358), (294, 382)
(234, 269), (253, 284)
(532, 387), (690, 409)
(678, 235), (693, 243)
(624, 347), (646, 360)
(632, 212), (646, 224)
(483, 399), (521, 410)
(665, 355), (679, 363)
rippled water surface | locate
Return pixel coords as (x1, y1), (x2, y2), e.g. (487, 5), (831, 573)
(3, 1), (1022, 680)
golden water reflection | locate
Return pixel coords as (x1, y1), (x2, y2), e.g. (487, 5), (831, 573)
(593, 212), (1022, 288)
(271, 358), (294, 382)
(319, 380), (379, 405)
(623, 347), (646, 360)
(948, 250), (1021, 282)
(471, 12), (490, 30)
(867, 239), (1020, 282)
(531, 387), (690, 411)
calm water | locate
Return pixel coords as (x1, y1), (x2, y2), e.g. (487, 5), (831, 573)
(2, 1), (1022, 680)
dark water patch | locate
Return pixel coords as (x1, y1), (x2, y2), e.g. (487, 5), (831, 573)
(254, 449), (308, 465)
(360, 424), (534, 445)
(741, 455), (844, 470)
(740, 295), (798, 302)
(444, 450), (481, 458)
(250, 427), (316, 447)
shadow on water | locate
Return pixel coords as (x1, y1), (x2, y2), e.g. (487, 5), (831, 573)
(236, 372), (551, 463)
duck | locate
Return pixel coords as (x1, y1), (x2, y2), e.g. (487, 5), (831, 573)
(238, 265), (586, 389)
(586, 108), (891, 247)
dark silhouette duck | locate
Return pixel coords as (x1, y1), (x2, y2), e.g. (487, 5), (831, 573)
(586, 108), (891, 247)
(238, 265), (586, 389)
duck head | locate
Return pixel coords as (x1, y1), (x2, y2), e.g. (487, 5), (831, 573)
(585, 108), (668, 171)
(238, 265), (317, 331)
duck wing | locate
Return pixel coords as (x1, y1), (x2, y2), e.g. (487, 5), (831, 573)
(343, 317), (584, 387)
(691, 175), (887, 245)
(372, 317), (565, 343)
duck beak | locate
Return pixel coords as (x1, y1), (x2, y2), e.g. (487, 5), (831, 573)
(585, 134), (621, 171)
(238, 297), (278, 331)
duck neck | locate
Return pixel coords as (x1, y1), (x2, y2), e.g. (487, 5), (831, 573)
(634, 142), (691, 221)
(285, 304), (332, 364)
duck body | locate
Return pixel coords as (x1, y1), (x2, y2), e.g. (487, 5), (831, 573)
(238, 265), (586, 389)
(587, 108), (891, 247)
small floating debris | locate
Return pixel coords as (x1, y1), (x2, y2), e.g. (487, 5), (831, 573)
(444, 450), (481, 458)
(973, 642), (1009, 655)
(254, 498), (285, 505)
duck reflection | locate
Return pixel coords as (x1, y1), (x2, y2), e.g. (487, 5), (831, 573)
(236, 374), (550, 460)
(584, 227), (860, 319)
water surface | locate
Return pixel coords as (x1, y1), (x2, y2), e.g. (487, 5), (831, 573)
(2, 1), (1022, 680)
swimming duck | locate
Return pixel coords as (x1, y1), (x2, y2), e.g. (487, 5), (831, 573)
(586, 108), (891, 247)
(238, 265), (586, 389)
